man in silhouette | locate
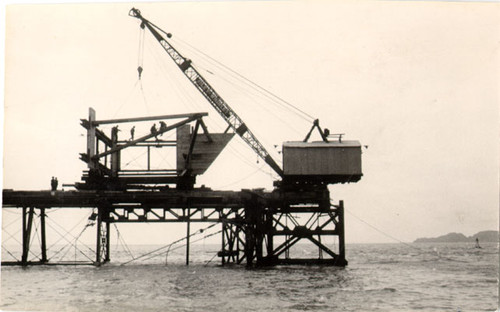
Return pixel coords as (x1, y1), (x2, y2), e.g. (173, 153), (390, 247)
(151, 124), (159, 141)
(50, 177), (58, 191)
(130, 126), (135, 141)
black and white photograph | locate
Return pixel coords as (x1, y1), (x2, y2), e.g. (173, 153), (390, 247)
(1, 0), (498, 311)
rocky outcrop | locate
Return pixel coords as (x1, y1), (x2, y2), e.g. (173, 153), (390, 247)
(414, 230), (498, 243)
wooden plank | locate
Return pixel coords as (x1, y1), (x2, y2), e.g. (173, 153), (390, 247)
(92, 112), (207, 125)
(93, 115), (200, 160)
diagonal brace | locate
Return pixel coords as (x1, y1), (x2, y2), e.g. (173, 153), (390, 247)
(92, 115), (202, 160)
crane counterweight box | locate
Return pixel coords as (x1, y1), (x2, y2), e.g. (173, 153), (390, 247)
(282, 141), (362, 184)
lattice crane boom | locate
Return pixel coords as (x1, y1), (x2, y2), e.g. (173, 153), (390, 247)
(129, 8), (283, 177)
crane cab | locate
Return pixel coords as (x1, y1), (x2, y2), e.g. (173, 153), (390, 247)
(281, 140), (362, 186)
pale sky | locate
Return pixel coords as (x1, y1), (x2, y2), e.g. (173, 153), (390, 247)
(1, 0), (499, 246)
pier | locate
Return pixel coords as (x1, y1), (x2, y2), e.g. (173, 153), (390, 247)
(2, 187), (346, 267)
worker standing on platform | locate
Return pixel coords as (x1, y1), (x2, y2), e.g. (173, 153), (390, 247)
(130, 126), (135, 141)
(50, 177), (58, 191)
(111, 125), (120, 142)
(151, 123), (158, 141)
(159, 121), (167, 135)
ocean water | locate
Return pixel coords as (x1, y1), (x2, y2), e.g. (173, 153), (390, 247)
(1, 242), (497, 312)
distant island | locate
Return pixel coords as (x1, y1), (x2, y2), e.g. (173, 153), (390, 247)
(414, 230), (498, 243)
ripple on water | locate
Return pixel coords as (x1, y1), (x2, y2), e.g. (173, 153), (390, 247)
(1, 243), (498, 312)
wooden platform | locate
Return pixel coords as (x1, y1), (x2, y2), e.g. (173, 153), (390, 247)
(2, 186), (347, 267)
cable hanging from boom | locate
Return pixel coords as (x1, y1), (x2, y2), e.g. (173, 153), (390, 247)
(137, 23), (145, 79)
(129, 7), (284, 177)
(171, 35), (315, 123)
(119, 222), (220, 265)
(152, 25), (315, 126)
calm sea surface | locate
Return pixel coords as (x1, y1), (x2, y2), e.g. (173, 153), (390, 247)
(1, 242), (498, 312)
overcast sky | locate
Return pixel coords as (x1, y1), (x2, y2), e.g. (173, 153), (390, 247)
(1, 1), (499, 246)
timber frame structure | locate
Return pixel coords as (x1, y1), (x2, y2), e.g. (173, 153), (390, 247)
(2, 92), (355, 269)
(78, 109), (223, 191)
(2, 109), (347, 266)
(2, 109), (348, 267)
(2, 187), (346, 267)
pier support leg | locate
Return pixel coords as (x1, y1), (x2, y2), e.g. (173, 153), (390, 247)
(96, 209), (102, 265)
(244, 198), (264, 267)
(255, 210), (264, 265)
(219, 212), (245, 265)
(186, 207), (190, 266)
(105, 220), (110, 263)
(40, 208), (47, 263)
(221, 222), (226, 265)
(264, 208), (275, 265)
(244, 207), (255, 267)
(21, 207), (35, 266)
(244, 196), (267, 266)
(22, 207), (27, 264)
(337, 200), (346, 266)
(251, 193), (348, 266)
(95, 208), (110, 265)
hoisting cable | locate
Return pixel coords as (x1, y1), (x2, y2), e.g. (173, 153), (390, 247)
(217, 164), (266, 189)
(46, 212), (96, 262)
(31, 217), (41, 253)
(1, 223), (39, 259)
(1, 245), (18, 260)
(192, 60), (304, 137)
(112, 26), (147, 119)
(162, 229), (222, 263)
(46, 210), (96, 252)
(204, 250), (219, 267)
(139, 80), (150, 114)
(137, 24), (145, 80)
(137, 25), (154, 115)
(0, 222), (23, 259)
(112, 79), (141, 118)
(45, 208), (62, 214)
(170, 46), (311, 139)
(157, 229), (222, 264)
(170, 35), (315, 122)
(1, 218), (23, 255)
(304, 212), (320, 229)
(141, 30), (294, 163)
(56, 217), (95, 261)
(336, 201), (426, 252)
(2, 214), (22, 230)
(141, 18), (315, 127)
(120, 222), (219, 265)
(122, 149), (149, 169)
(2, 228), (22, 246)
(113, 224), (135, 259)
(45, 217), (93, 259)
(124, 223), (220, 264)
(163, 39), (307, 164)
(143, 39), (203, 113)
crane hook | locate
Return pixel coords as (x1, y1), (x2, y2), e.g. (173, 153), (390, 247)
(137, 66), (143, 80)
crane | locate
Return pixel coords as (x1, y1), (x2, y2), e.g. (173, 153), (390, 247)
(129, 8), (284, 177)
